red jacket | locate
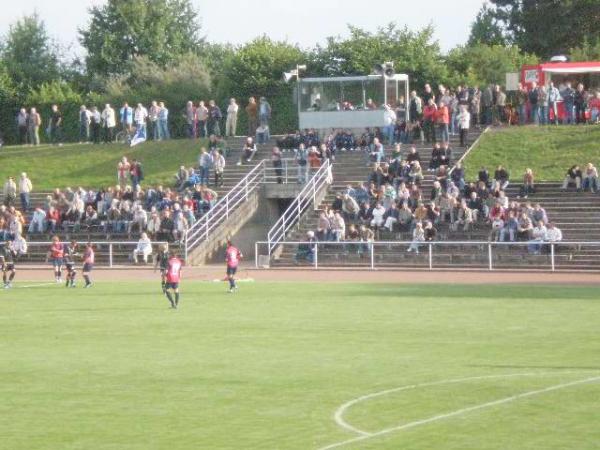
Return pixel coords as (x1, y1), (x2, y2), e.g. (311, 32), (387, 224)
(436, 106), (450, 124)
(423, 104), (437, 120)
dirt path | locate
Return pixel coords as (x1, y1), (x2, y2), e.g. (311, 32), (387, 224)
(15, 265), (600, 285)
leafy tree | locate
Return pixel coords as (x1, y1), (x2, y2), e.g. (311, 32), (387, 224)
(446, 43), (538, 88)
(468, 4), (507, 46)
(310, 24), (449, 91)
(80, 0), (204, 76)
(0, 13), (61, 92)
(570, 37), (600, 62)
(487, 0), (600, 57)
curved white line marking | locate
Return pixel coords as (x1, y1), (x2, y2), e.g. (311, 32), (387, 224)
(320, 374), (600, 450)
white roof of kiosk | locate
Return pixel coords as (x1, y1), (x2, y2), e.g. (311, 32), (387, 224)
(542, 66), (600, 74)
(301, 74), (409, 82)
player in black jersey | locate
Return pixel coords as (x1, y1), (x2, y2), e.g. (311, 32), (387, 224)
(64, 240), (80, 288)
(154, 243), (169, 293)
(1, 240), (17, 289)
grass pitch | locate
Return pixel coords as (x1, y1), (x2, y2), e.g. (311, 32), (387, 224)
(1, 281), (599, 450)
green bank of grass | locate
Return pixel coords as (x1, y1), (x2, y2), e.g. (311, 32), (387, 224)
(1, 281), (599, 449)
(464, 125), (600, 181)
(0, 139), (206, 191)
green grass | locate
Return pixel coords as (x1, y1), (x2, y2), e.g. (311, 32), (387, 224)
(0, 139), (206, 191)
(464, 126), (600, 181)
(1, 281), (599, 449)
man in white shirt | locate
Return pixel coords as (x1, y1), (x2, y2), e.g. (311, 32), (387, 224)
(102, 104), (116, 143)
(528, 220), (547, 255)
(134, 103), (149, 135)
(383, 104), (397, 145)
(226, 98), (239, 137)
(18, 172), (33, 211)
(457, 105), (471, 147)
(133, 232), (153, 264)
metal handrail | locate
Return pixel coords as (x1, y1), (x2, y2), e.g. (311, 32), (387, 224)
(266, 159), (332, 254)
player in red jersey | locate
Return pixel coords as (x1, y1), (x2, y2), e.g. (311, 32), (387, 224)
(46, 236), (65, 283)
(164, 252), (183, 309)
(82, 243), (95, 288)
(225, 240), (242, 293)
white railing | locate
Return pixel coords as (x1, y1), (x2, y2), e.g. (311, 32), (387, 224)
(184, 159), (331, 258)
(19, 241), (169, 268)
(254, 240), (599, 272)
(266, 159), (332, 254)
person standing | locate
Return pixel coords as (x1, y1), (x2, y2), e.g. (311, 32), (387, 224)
(3, 176), (17, 207)
(90, 106), (102, 144)
(481, 85), (493, 125)
(383, 104), (397, 145)
(47, 235), (65, 283)
(562, 82), (576, 125)
(28, 107), (41, 146)
(246, 97), (258, 136)
(16, 108), (28, 144)
(457, 105), (471, 147)
(119, 102), (133, 133)
(185, 101), (196, 138)
(197, 101), (208, 138)
(102, 104), (116, 143)
(259, 97), (271, 128)
(18, 172), (33, 212)
(79, 105), (91, 143)
(271, 146), (283, 184)
(64, 240), (79, 288)
(50, 105), (63, 145)
(1, 240), (17, 289)
(164, 252), (183, 308)
(207, 100), (222, 136)
(225, 240), (242, 293)
(528, 82), (540, 125)
(134, 103), (148, 136)
(198, 147), (212, 186)
(538, 85), (549, 126)
(158, 102), (169, 140)
(574, 83), (587, 124)
(148, 101), (160, 140)
(547, 81), (560, 125)
(212, 148), (226, 187)
(226, 98), (239, 137)
(516, 83), (528, 125)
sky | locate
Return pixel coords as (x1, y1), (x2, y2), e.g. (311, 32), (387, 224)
(0, 0), (485, 55)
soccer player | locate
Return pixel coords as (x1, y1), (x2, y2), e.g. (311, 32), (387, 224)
(164, 252), (183, 309)
(154, 243), (169, 293)
(64, 240), (79, 288)
(1, 240), (17, 289)
(82, 243), (95, 288)
(225, 240), (242, 293)
(47, 236), (65, 283)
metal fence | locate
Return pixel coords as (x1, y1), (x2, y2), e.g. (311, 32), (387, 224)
(255, 240), (599, 272)
(18, 241), (169, 268)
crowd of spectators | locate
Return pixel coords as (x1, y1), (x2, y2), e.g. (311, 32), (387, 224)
(562, 163), (599, 193)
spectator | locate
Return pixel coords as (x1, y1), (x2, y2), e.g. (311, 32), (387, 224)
(436, 101), (450, 143)
(383, 104), (397, 144)
(548, 81), (560, 125)
(28, 107), (41, 146)
(132, 232), (153, 264)
(158, 102), (170, 140)
(590, 91), (600, 124)
(519, 168), (535, 198)
(370, 202), (386, 229)
(198, 148), (212, 186)
(574, 83), (586, 124)
(528, 220), (547, 254)
(148, 101), (160, 140)
(562, 165), (582, 191)
(271, 146), (283, 184)
(383, 203), (400, 232)
(238, 137), (257, 165)
(49, 104), (64, 146)
(517, 212), (533, 240)
(295, 143), (309, 184)
(102, 104), (116, 143)
(207, 100), (222, 136)
(456, 105), (470, 147)
(196, 101), (208, 138)
(516, 83), (528, 125)
(407, 221), (425, 253)
(117, 157), (131, 188)
(134, 103), (148, 136)
(369, 137), (385, 163)
(3, 177), (17, 207)
(185, 101), (196, 138)
(423, 98), (437, 143)
(451, 200), (474, 232)
(562, 82), (576, 124)
(538, 85), (549, 126)
(90, 106), (102, 144)
(500, 210), (519, 242)
(18, 173), (33, 211)
(79, 105), (91, 143)
(119, 102), (133, 133)
(16, 108), (28, 144)
(424, 220), (436, 241)
(246, 97), (258, 136)
(492, 165), (510, 190)
(212, 149), (226, 187)
(481, 85), (493, 125)
(331, 212), (345, 242)
(259, 97), (271, 128)
(494, 85), (506, 125)
(583, 163), (598, 193)
(544, 222), (563, 253)
(29, 207), (46, 234)
(490, 216), (504, 241)
(528, 82), (540, 124)
(294, 231), (317, 264)
(226, 98), (239, 137)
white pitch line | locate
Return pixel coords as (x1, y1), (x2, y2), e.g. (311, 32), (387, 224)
(11, 282), (57, 289)
(319, 374), (600, 450)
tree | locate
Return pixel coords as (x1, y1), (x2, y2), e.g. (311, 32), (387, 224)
(310, 24), (449, 91)
(0, 13), (61, 92)
(570, 37), (600, 62)
(216, 36), (306, 133)
(446, 43), (538, 87)
(468, 4), (507, 46)
(80, 0), (204, 76)
(487, 0), (600, 58)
